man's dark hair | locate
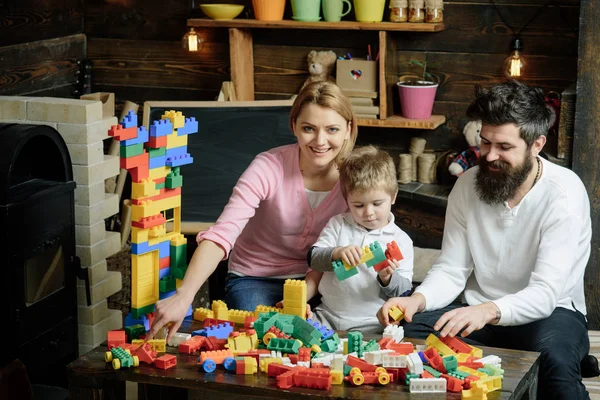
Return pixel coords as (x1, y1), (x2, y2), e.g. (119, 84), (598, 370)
(466, 80), (553, 147)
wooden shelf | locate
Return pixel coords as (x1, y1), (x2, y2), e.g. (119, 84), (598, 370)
(358, 114), (446, 129)
(188, 20), (446, 130)
(187, 18), (445, 32)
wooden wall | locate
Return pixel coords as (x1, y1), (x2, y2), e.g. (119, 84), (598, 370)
(0, 0), (85, 96)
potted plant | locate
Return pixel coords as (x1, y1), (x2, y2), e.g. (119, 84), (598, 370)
(396, 59), (439, 119)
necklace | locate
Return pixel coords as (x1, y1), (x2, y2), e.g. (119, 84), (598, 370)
(531, 157), (541, 189)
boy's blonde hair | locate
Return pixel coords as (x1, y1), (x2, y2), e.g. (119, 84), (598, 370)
(339, 145), (398, 199)
(290, 81), (358, 164)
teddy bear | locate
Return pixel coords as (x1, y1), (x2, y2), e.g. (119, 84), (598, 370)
(448, 120), (482, 177)
(301, 50), (337, 90)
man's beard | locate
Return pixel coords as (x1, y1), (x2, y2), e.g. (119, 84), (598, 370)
(475, 154), (534, 205)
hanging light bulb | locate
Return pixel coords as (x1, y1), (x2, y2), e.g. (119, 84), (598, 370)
(503, 38), (525, 78)
(182, 27), (204, 52)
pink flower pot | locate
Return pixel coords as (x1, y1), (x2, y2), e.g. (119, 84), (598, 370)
(397, 81), (438, 119)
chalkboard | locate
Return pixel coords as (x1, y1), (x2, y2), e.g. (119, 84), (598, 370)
(143, 100), (296, 223)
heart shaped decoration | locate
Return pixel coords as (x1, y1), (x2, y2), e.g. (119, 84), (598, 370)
(350, 70), (362, 80)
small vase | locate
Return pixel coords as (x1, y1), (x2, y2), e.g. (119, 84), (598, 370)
(253, 0), (286, 21)
(397, 81), (438, 119)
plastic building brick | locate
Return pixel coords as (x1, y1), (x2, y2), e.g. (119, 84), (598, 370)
(162, 110), (185, 129)
(259, 357), (282, 373)
(443, 355), (459, 372)
(382, 354), (408, 368)
(426, 333), (458, 357)
(407, 352), (424, 374)
(133, 343), (157, 365)
(441, 373), (464, 392)
(424, 347), (446, 372)
(226, 330), (257, 352)
(345, 355), (377, 372)
(291, 315), (321, 347)
(107, 330), (126, 349)
(363, 339), (380, 353)
(440, 335), (473, 355)
(146, 339), (166, 352)
(282, 279), (307, 319)
(385, 241), (404, 262)
(104, 347), (140, 370)
(475, 355), (501, 367)
(192, 323), (233, 340)
(293, 369), (332, 390)
(211, 300), (229, 320)
(177, 117), (199, 135)
(124, 324), (146, 342)
(276, 369), (299, 388)
(193, 307), (215, 321)
(306, 318), (334, 340)
(109, 124), (138, 141)
(154, 354), (177, 370)
(347, 331), (364, 357)
(423, 365), (442, 378)
(199, 349), (234, 365)
(267, 362), (293, 377)
(150, 119), (173, 137)
(409, 377), (447, 393)
(179, 336), (207, 354)
(121, 126), (149, 147)
(382, 324), (404, 342)
(364, 349), (393, 365)
(330, 370), (344, 385)
(462, 383), (489, 399)
(235, 356), (258, 375)
(388, 305), (405, 322)
(266, 338), (301, 354)
(254, 304), (280, 318)
(121, 110), (138, 128)
(167, 332), (192, 347)
(332, 259), (359, 281)
(228, 309), (255, 325)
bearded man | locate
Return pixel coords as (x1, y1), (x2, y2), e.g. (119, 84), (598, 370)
(377, 81), (597, 399)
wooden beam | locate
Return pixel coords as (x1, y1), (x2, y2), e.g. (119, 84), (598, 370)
(229, 28), (254, 101)
(572, 0), (600, 329)
(378, 31), (387, 120)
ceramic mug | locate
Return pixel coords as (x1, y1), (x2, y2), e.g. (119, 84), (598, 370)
(353, 0), (385, 22)
(323, 0), (352, 22)
(291, 0), (322, 21)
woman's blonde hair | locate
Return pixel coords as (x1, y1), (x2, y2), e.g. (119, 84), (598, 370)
(289, 81), (358, 164)
(339, 145), (398, 200)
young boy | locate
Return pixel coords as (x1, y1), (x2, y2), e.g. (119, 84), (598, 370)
(306, 145), (414, 333)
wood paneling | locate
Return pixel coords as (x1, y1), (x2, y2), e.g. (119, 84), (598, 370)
(87, 38), (229, 95)
(0, 0), (83, 46)
(0, 34), (86, 96)
(572, 0), (600, 330)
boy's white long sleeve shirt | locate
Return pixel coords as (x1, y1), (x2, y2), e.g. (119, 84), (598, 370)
(311, 212), (414, 332)
(415, 157), (591, 325)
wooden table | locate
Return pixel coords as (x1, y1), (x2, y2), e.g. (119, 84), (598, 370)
(68, 319), (540, 399)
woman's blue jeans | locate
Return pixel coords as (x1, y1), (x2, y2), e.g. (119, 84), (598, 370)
(224, 273), (288, 311)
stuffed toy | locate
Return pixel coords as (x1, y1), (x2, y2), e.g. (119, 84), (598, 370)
(301, 50), (337, 90)
(448, 120), (482, 177)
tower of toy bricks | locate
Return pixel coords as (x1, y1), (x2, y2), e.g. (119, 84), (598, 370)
(109, 110), (198, 325)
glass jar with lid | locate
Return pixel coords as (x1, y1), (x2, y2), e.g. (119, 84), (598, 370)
(408, 0), (425, 23)
(389, 0), (408, 22)
(425, 0), (444, 23)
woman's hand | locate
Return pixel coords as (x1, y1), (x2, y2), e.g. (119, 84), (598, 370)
(147, 290), (194, 344)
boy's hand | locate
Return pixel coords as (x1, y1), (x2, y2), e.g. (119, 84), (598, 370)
(377, 259), (400, 287)
(376, 293), (426, 327)
(275, 300), (313, 319)
(333, 245), (363, 267)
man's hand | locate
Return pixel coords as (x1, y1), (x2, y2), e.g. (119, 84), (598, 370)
(376, 293), (426, 327)
(276, 300), (313, 319)
(377, 259), (400, 287)
(434, 302), (500, 338)
(332, 245), (363, 267)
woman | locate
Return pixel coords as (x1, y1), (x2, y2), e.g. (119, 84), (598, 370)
(148, 81), (358, 342)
